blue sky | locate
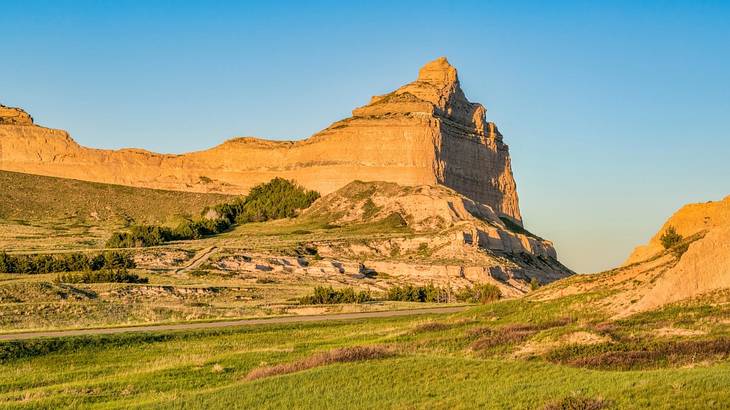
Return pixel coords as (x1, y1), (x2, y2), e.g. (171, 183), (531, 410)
(3, 1), (729, 273)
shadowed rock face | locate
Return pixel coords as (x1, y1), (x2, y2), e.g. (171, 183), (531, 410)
(0, 57), (522, 223)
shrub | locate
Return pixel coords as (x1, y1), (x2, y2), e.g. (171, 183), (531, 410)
(457, 283), (502, 304)
(232, 178), (320, 224)
(386, 284), (449, 303)
(530, 277), (541, 291)
(106, 178), (320, 248)
(0, 251), (134, 274)
(660, 225), (683, 249)
(56, 268), (148, 284)
(299, 286), (372, 304)
(106, 225), (173, 248)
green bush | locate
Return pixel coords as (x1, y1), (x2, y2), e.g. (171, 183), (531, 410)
(0, 251), (134, 274)
(457, 283), (502, 304)
(232, 178), (320, 224)
(300, 286), (372, 304)
(386, 284), (449, 303)
(106, 178), (320, 248)
(106, 225), (174, 248)
(530, 277), (541, 291)
(660, 225), (683, 250)
(56, 268), (148, 284)
(385, 283), (501, 304)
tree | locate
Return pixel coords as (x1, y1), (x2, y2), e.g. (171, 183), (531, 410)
(660, 225), (683, 249)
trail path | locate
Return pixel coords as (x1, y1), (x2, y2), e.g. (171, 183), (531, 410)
(0, 306), (468, 341)
(175, 246), (218, 275)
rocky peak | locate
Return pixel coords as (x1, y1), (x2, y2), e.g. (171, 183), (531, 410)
(353, 57), (489, 134)
(0, 104), (34, 126)
(416, 56), (459, 86)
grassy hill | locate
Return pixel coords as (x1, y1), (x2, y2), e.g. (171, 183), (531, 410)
(0, 170), (231, 224)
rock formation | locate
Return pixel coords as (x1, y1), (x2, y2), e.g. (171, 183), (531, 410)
(303, 181), (572, 291)
(622, 195), (730, 313)
(536, 195), (730, 315)
(625, 195), (730, 265)
(0, 57), (522, 224)
(0, 104), (33, 125)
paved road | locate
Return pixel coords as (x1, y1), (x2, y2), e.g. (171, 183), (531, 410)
(0, 306), (468, 341)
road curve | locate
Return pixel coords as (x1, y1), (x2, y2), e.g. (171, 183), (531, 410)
(0, 306), (468, 341)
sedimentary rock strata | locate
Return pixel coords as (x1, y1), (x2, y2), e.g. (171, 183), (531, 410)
(0, 57), (522, 223)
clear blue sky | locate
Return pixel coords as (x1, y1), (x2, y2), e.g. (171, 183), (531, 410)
(3, 1), (729, 273)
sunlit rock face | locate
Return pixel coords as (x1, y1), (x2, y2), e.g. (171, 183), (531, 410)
(0, 57), (522, 223)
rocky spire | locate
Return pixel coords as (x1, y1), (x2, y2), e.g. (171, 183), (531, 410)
(352, 57), (489, 134)
(416, 57), (459, 86)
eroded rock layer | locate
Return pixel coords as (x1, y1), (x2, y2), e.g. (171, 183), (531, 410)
(0, 57), (522, 223)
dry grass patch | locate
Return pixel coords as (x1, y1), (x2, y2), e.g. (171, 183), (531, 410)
(543, 395), (611, 410)
(470, 324), (537, 350)
(245, 345), (394, 381)
(412, 321), (452, 333)
(546, 337), (730, 370)
(469, 318), (576, 351)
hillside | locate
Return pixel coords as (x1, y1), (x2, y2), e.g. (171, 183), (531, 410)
(625, 195), (730, 265)
(0, 57), (522, 224)
(0, 170), (231, 224)
(295, 181), (573, 293)
(534, 195), (730, 316)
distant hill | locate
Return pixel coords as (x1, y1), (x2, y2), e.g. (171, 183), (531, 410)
(0, 170), (231, 224)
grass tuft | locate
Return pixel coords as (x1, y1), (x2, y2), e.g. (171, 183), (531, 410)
(543, 395), (611, 410)
(245, 345), (394, 381)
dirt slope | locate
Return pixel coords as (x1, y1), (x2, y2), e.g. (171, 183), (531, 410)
(536, 195), (730, 316)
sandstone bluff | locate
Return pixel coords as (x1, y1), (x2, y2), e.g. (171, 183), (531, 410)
(0, 57), (522, 224)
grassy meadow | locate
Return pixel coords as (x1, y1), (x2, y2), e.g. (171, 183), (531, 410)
(2, 294), (730, 409)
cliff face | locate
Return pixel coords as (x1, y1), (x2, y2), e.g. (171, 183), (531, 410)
(0, 57), (522, 223)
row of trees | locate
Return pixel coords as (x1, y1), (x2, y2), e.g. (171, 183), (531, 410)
(299, 286), (372, 304)
(107, 178), (320, 248)
(299, 283), (503, 305)
(0, 251), (135, 274)
(56, 268), (148, 284)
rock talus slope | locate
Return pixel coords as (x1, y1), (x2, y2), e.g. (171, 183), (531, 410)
(0, 57), (522, 223)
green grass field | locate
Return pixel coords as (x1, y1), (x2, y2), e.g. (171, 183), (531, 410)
(2, 294), (729, 409)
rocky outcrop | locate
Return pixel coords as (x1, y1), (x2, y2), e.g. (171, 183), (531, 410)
(0, 57), (521, 223)
(625, 195), (730, 265)
(0, 104), (33, 125)
(616, 195), (730, 313)
(303, 181), (573, 286)
(539, 195), (730, 315)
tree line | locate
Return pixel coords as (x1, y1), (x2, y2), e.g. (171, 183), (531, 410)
(0, 251), (135, 274)
(107, 178), (320, 248)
